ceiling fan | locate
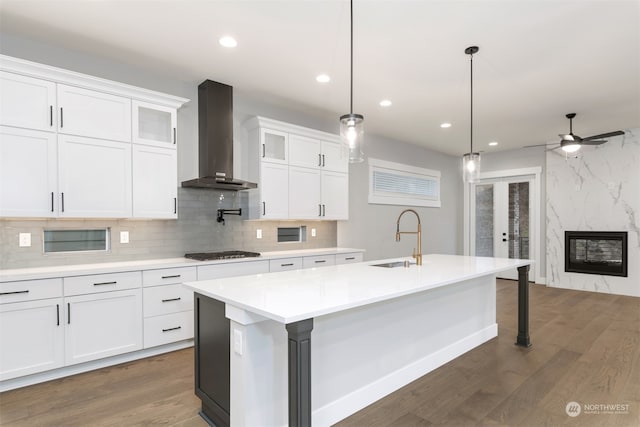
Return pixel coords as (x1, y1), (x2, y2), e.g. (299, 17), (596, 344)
(525, 113), (625, 153)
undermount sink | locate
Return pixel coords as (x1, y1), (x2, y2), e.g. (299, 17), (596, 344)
(371, 261), (414, 268)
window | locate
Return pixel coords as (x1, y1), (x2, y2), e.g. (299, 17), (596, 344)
(44, 229), (110, 253)
(368, 158), (441, 207)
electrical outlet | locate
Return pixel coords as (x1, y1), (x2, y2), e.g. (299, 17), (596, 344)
(311, 228), (317, 237)
(19, 233), (31, 247)
(256, 229), (262, 239)
(233, 329), (243, 355)
(120, 231), (129, 244)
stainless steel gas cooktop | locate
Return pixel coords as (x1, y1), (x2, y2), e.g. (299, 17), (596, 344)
(184, 251), (261, 261)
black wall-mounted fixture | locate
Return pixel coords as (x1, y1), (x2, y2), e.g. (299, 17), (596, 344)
(217, 208), (242, 225)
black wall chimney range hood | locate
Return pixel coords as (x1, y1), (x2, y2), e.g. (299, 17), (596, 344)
(181, 80), (257, 191)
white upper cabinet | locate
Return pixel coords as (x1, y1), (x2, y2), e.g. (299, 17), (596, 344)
(0, 54), (188, 219)
(58, 135), (132, 218)
(0, 126), (57, 217)
(260, 162), (289, 219)
(245, 116), (349, 220)
(289, 166), (321, 219)
(321, 171), (349, 220)
(57, 84), (131, 142)
(0, 71), (56, 132)
(289, 134), (321, 168)
(321, 140), (348, 173)
(132, 100), (177, 148)
(261, 128), (288, 164)
(132, 145), (177, 218)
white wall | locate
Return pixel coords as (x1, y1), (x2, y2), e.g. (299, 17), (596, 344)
(546, 129), (639, 297)
(337, 134), (462, 261)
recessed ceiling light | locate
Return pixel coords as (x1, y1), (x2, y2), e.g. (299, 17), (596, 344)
(440, 122), (452, 128)
(379, 99), (392, 107)
(488, 141), (499, 146)
(316, 74), (330, 83)
(219, 36), (237, 48)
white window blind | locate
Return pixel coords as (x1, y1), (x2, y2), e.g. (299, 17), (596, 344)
(368, 158), (441, 207)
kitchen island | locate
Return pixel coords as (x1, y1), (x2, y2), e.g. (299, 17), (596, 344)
(183, 254), (532, 427)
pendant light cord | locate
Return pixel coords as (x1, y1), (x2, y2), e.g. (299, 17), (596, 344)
(470, 51), (473, 154)
(350, 0), (354, 115)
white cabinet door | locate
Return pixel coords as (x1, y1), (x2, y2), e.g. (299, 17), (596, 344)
(321, 171), (349, 220)
(289, 134), (321, 169)
(321, 141), (348, 173)
(260, 161), (289, 219)
(0, 126), (57, 217)
(132, 101), (177, 148)
(57, 84), (131, 142)
(58, 135), (132, 218)
(261, 128), (288, 164)
(132, 145), (177, 218)
(289, 166), (321, 219)
(0, 71), (56, 132)
(65, 288), (142, 366)
(0, 298), (64, 381)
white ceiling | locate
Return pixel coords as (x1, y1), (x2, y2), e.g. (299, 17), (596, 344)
(1, 0), (639, 156)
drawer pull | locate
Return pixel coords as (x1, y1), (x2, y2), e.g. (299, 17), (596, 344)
(67, 303), (71, 324)
(162, 326), (182, 332)
(161, 275), (181, 279)
(281, 263), (294, 267)
(161, 297), (182, 303)
(315, 260), (327, 263)
(0, 290), (29, 296)
(56, 304), (60, 326)
(345, 257), (356, 260)
(94, 281), (117, 286)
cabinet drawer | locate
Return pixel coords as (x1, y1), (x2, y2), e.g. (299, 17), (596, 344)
(336, 252), (364, 265)
(64, 271), (141, 296)
(142, 267), (196, 287)
(143, 284), (193, 317)
(144, 311), (193, 348)
(0, 278), (62, 304)
(197, 260), (270, 280)
(303, 254), (336, 269)
(269, 257), (303, 272)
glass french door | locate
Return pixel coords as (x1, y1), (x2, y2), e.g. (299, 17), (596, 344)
(471, 177), (533, 281)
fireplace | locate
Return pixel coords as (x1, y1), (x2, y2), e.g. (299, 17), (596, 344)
(565, 231), (628, 277)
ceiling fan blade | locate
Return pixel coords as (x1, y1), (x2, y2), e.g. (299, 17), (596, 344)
(524, 143), (557, 148)
(583, 130), (624, 141)
(545, 145), (561, 152)
(581, 140), (607, 145)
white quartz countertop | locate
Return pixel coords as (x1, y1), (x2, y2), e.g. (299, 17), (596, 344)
(0, 247), (364, 282)
(183, 254), (533, 324)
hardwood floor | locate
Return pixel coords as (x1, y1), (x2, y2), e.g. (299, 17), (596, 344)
(1, 280), (638, 426)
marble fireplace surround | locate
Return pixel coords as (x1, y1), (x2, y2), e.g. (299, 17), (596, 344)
(546, 128), (639, 297)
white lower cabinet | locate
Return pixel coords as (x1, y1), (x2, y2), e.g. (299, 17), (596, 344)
(0, 298), (64, 381)
(336, 252), (364, 264)
(144, 311), (193, 348)
(269, 257), (303, 272)
(64, 288), (142, 365)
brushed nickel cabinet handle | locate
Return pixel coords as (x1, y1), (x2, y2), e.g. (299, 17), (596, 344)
(67, 303), (71, 324)
(93, 281), (117, 286)
(51, 192), (54, 212)
(345, 257), (356, 260)
(281, 263), (294, 267)
(315, 260), (326, 264)
(173, 128), (177, 144)
(60, 107), (63, 128)
(161, 274), (181, 279)
(50, 106), (53, 127)
(162, 326), (182, 332)
(161, 297), (181, 303)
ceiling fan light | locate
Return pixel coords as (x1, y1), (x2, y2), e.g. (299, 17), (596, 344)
(561, 143), (581, 153)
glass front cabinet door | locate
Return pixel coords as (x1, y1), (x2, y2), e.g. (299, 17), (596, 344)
(132, 100), (177, 148)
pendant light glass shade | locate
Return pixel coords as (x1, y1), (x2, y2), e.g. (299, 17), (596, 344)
(463, 46), (480, 183)
(340, 0), (364, 163)
(340, 113), (364, 163)
(462, 152), (481, 183)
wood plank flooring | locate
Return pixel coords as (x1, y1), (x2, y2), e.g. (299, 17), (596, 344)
(1, 280), (638, 426)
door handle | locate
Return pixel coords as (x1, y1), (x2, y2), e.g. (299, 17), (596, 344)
(318, 154), (322, 166)
(50, 106), (53, 127)
(502, 238), (507, 242)
(262, 201), (266, 215)
(60, 107), (63, 128)
(322, 154), (325, 167)
(173, 128), (177, 144)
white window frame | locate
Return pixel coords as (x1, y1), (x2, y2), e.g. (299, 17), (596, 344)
(368, 158), (441, 208)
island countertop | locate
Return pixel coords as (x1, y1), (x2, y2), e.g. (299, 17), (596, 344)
(183, 254), (533, 324)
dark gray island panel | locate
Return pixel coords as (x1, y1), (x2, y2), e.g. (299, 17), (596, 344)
(194, 293), (230, 427)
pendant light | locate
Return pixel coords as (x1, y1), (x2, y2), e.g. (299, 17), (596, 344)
(463, 46), (480, 183)
(339, 0), (364, 163)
